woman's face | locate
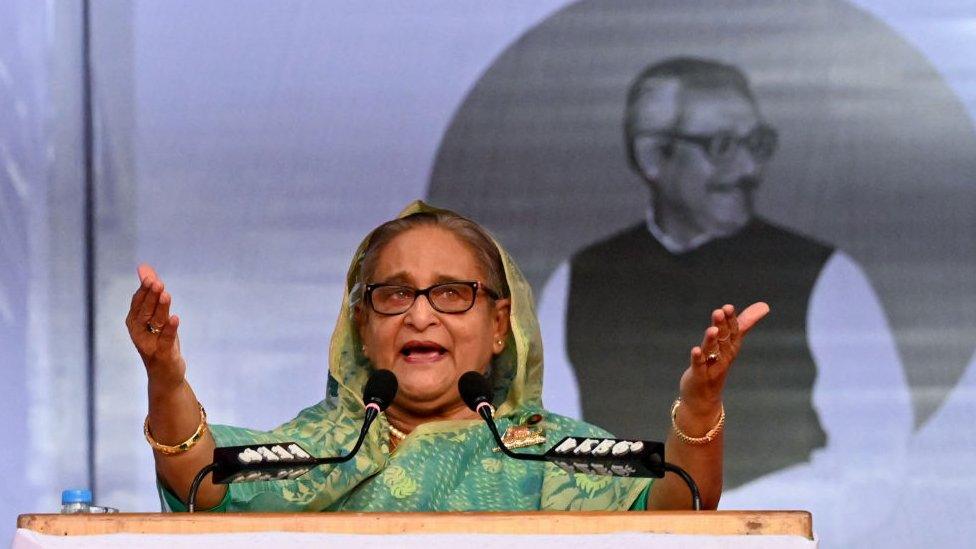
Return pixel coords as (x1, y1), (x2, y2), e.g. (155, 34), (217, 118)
(357, 225), (510, 414)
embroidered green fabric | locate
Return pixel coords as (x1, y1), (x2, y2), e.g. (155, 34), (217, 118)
(160, 201), (652, 512)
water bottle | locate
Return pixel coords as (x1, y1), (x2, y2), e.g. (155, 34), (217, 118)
(60, 489), (119, 513)
(60, 489), (92, 514)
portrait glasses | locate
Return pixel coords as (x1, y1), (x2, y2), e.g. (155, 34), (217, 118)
(651, 124), (778, 165)
(365, 281), (499, 315)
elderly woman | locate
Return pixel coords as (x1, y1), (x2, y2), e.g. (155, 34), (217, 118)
(127, 201), (767, 511)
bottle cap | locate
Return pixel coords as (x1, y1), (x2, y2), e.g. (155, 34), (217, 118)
(61, 489), (93, 505)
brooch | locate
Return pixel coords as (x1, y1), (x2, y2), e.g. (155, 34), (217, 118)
(495, 414), (546, 451)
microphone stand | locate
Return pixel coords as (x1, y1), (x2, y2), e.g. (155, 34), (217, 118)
(663, 463), (702, 511)
(187, 463), (219, 513)
(186, 404), (383, 512)
(474, 401), (702, 511)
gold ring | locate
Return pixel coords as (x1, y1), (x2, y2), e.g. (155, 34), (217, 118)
(146, 322), (163, 335)
(705, 353), (719, 365)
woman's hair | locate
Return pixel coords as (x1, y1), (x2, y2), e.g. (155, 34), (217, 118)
(352, 211), (509, 307)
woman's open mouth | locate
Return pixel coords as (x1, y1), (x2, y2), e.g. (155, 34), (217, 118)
(400, 341), (448, 364)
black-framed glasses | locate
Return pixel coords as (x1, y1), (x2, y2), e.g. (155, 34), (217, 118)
(648, 124), (778, 165)
(364, 281), (500, 315)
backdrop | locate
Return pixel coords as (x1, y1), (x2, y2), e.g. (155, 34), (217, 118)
(2, 1), (975, 547)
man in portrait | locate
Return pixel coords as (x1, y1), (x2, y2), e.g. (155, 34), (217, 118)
(537, 57), (911, 488)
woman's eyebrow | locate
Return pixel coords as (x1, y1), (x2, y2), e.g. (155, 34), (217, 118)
(375, 272), (413, 285)
(432, 273), (469, 284)
(374, 272), (472, 285)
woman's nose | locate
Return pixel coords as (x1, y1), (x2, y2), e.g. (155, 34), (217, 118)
(403, 294), (439, 329)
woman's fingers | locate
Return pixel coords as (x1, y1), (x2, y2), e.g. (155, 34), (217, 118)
(148, 291), (172, 333)
(683, 303), (767, 406)
(127, 263), (186, 386)
(128, 282), (150, 320)
(704, 302), (768, 374)
(695, 325), (722, 374)
(690, 345), (711, 375)
(135, 263), (168, 325)
(137, 263), (159, 284)
(145, 314), (185, 385)
(723, 304), (739, 340)
(693, 308), (739, 378)
(157, 314), (180, 347)
(698, 324), (719, 353)
(135, 263), (162, 319)
(138, 280), (163, 322)
(128, 263), (165, 345)
(737, 302), (770, 335)
(703, 308), (729, 360)
(716, 304), (737, 357)
(713, 307), (731, 342)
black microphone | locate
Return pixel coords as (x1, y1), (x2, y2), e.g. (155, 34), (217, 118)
(458, 371), (545, 462)
(363, 368), (399, 422)
(187, 369), (398, 512)
(458, 370), (495, 415)
(459, 371), (701, 510)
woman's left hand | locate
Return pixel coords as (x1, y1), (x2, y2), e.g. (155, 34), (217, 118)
(678, 302), (770, 418)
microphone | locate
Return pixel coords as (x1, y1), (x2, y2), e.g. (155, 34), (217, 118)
(363, 368), (399, 422)
(458, 369), (497, 417)
(459, 371), (702, 510)
(186, 369), (398, 512)
(458, 371), (543, 463)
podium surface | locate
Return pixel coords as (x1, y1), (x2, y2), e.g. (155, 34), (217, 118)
(19, 510), (811, 536)
(15, 511), (815, 548)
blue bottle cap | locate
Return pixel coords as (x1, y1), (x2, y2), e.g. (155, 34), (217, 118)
(61, 489), (93, 504)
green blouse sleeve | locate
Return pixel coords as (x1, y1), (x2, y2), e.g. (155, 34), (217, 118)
(158, 479), (232, 512)
(628, 483), (652, 511)
(155, 401), (384, 513)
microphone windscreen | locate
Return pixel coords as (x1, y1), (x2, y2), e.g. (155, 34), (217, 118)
(458, 371), (493, 411)
(363, 369), (398, 410)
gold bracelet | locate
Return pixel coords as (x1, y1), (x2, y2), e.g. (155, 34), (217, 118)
(671, 398), (724, 445)
(144, 403), (208, 455)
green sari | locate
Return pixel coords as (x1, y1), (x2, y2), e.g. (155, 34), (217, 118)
(162, 201), (652, 512)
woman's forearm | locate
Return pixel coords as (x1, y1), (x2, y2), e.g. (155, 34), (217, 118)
(647, 402), (723, 510)
(648, 304), (768, 510)
(148, 379), (226, 509)
(128, 265), (227, 509)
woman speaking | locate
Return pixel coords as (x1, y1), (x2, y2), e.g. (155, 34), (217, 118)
(126, 201), (768, 511)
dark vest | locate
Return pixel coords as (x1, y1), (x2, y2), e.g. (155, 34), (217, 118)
(566, 219), (830, 488)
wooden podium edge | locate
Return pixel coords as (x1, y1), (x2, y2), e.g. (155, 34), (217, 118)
(18, 511), (812, 539)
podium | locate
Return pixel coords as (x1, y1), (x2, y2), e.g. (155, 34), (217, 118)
(15, 511), (815, 548)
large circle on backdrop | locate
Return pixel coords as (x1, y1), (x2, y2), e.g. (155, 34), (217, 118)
(427, 0), (976, 427)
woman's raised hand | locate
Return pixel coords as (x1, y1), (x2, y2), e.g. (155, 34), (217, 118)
(125, 264), (186, 389)
(678, 302), (770, 417)
(128, 264), (222, 507)
(647, 303), (770, 510)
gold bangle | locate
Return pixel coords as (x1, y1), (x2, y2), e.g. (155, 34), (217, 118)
(671, 398), (724, 445)
(144, 403), (208, 455)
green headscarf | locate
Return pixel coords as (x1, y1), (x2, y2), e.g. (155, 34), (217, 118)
(162, 201), (650, 512)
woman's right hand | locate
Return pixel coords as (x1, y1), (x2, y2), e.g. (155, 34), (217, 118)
(129, 265), (223, 507)
(125, 263), (186, 389)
